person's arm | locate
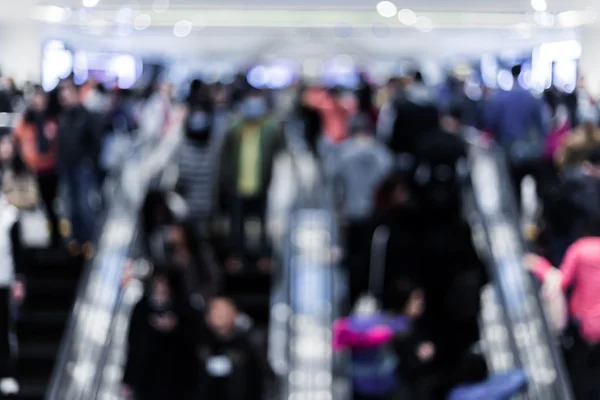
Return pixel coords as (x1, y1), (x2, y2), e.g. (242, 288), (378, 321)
(527, 242), (580, 290)
(9, 219), (26, 303)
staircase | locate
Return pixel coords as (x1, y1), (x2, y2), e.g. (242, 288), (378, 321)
(16, 249), (83, 400)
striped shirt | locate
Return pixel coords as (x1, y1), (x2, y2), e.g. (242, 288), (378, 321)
(178, 137), (220, 219)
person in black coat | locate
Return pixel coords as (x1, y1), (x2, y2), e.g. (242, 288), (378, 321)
(122, 267), (199, 400)
(196, 297), (266, 400)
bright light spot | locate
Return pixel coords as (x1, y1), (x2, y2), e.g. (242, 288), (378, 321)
(152, 0), (169, 13)
(531, 0), (547, 12)
(192, 14), (208, 31)
(248, 66), (268, 88)
(134, 14), (151, 30)
(44, 6), (72, 23)
(398, 8), (417, 25)
(534, 11), (555, 26)
(173, 20), (192, 37)
(556, 10), (580, 27)
(539, 40), (582, 61)
(83, 0), (100, 7)
(497, 69), (514, 91)
(376, 1), (397, 18)
(415, 16), (433, 32)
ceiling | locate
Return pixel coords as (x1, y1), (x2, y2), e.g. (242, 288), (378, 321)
(36, 0), (599, 12)
(14, 0), (594, 73)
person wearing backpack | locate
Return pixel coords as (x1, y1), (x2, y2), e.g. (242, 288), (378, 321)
(333, 281), (435, 400)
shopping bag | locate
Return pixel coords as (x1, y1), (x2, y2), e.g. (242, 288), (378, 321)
(540, 268), (567, 334)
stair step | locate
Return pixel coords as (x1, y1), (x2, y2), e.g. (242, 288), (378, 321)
(25, 281), (78, 313)
(17, 311), (70, 344)
(16, 378), (46, 400)
(16, 343), (58, 381)
(231, 294), (270, 324)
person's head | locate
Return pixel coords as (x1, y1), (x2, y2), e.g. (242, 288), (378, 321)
(206, 297), (239, 338)
(59, 81), (79, 108)
(413, 71), (424, 84)
(511, 64), (522, 80)
(240, 89), (268, 120)
(29, 86), (47, 112)
(149, 270), (173, 307)
(583, 145), (600, 178)
(392, 279), (424, 318)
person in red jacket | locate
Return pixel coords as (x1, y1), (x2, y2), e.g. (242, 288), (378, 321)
(525, 221), (600, 399)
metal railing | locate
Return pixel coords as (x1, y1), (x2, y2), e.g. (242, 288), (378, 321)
(465, 135), (573, 400)
(47, 116), (184, 400)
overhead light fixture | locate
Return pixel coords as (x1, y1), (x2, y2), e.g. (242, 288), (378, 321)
(415, 16), (433, 32)
(134, 14), (151, 30)
(82, 0), (100, 8)
(43, 6), (72, 23)
(173, 20), (192, 37)
(398, 9), (417, 25)
(376, 1), (397, 18)
(531, 0), (547, 12)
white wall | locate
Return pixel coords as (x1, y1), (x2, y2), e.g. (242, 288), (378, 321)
(0, 21), (43, 85)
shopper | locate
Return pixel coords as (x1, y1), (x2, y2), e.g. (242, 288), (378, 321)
(13, 86), (60, 246)
(122, 268), (198, 400)
(219, 89), (285, 273)
(57, 80), (101, 259)
(196, 297), (265, 400)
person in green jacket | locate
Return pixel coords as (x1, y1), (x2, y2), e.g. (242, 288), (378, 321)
(219, 89), (285, 274)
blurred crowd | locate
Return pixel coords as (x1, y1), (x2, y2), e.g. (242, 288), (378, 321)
(0, 63), (599, 399)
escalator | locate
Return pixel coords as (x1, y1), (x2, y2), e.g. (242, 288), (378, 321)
(464, 135), (573, 400)
(17, 250), (83, 400)
(45, 127), (182, 399)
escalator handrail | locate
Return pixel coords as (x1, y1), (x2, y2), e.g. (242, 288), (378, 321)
(45, 203), (114, 400)
(466, 135), (573, 400)
(47, 120), (184, 400)
(90, 152), (184, 399)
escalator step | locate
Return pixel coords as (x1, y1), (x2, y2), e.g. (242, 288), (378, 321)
(16, 343), (58, 382)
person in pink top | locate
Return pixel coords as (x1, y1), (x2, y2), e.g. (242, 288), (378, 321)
(525, 229), (600, 399)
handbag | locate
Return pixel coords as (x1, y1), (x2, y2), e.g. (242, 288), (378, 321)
(508, 128), (545, 166)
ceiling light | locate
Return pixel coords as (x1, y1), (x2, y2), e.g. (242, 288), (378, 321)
(134, 14), (151, 30)
(152, 0), (169, 13)
(82, 0), (100, 8)
(173, 20), (192, 37)
(415, 16), (433, 32)
(531, 0), (547, 12)
(398, 9), (417, 25)
(376, 1), (397, 18)
(44, 6), (71, 23)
